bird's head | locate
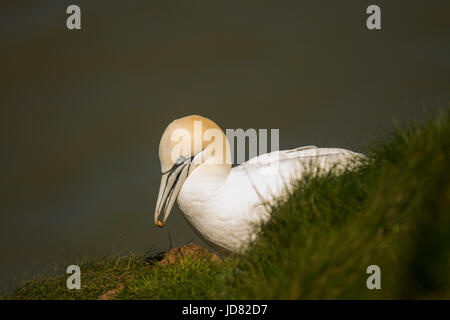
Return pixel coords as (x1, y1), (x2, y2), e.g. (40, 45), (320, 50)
(154, 115), (231, 227)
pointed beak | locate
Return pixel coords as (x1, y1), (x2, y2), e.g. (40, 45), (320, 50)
(154, 162), (191, 227)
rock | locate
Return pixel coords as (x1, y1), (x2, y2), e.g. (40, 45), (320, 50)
(158, 243), (220, 266)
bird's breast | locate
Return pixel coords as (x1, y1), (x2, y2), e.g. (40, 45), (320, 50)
(177, 173), (266, 253)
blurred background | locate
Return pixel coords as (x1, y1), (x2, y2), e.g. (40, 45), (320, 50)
(1, 0), (449, 290)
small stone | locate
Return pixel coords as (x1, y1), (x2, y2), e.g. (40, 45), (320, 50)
(158, 243), (220, 266)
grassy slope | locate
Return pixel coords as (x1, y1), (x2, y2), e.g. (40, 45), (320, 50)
(5, 109), (450, 300)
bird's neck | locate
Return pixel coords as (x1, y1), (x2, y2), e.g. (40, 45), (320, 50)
(179, 163), (230, 207)
(176, 163), (231, 235)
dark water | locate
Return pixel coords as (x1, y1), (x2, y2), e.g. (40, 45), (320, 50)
(1, 0), (449, 290)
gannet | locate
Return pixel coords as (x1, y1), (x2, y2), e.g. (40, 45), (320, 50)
(154, 115), (363, 253)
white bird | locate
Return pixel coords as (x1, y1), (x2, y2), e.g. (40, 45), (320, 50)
(154, 115), (364, 253)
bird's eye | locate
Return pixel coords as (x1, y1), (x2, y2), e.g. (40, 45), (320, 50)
(175, 156), (186, 165)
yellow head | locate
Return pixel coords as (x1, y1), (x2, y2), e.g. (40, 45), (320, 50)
(154, 115), (231, 227)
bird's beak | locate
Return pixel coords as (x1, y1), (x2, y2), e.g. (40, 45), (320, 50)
(154, 162), (191, 227)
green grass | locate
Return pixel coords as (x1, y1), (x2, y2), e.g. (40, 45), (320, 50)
(5, 108), (450, 299)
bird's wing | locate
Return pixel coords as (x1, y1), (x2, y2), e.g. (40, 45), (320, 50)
(229, 146), (364, 209)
